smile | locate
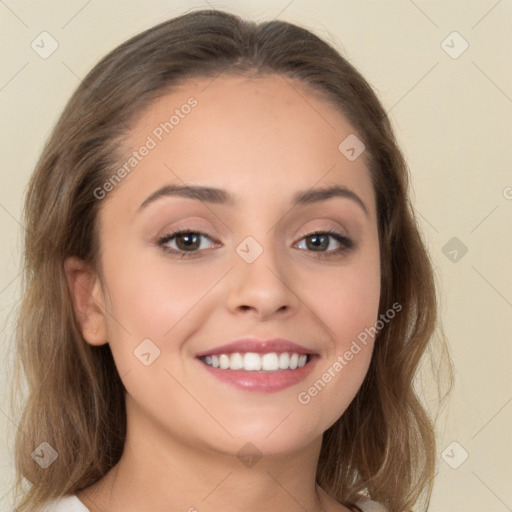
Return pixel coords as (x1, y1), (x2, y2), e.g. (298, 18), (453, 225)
(200, 352), (309, 371)
(197, 352), (318, 393)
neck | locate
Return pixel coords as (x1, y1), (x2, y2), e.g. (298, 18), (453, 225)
(79, 396), (343, 512)
(112, 432), (325, 511)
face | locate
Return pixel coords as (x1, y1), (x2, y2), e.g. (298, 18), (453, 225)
(74, 74), (381, 458)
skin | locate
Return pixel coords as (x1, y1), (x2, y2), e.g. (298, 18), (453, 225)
(65, 73), (381, 512)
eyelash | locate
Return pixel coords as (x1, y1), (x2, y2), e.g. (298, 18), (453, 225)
(156, 228), (354, 259)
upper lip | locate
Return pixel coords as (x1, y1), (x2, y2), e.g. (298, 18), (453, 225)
(195, 337), (318, 357)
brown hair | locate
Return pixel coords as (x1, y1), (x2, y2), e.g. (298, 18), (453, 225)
(9, 9), (453, 512)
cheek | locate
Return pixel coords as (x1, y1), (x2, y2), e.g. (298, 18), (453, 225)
(102, 247), (215, 332)
(303, 247), (381, 348)
(100, 247), (233, 378)
(307, 267), (379, 364)
(293, 247), (380, 420)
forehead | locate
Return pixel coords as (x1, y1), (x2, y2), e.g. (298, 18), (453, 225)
(104, 73), (375, 218)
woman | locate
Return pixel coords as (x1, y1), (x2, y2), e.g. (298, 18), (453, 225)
(11, 9), (453, 512)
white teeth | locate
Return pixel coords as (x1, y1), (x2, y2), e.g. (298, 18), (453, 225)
(243, 352), (261, 371)
(219, 354), (230, 369)
(261, 353), (279, 371)
(202, 352), (309, 371)
(229, 352), (243, 370)
(278, 352), (290, 369)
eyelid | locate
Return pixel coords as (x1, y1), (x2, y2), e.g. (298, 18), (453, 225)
(157, 229), (219, 256)
(156, 226), (354, 259)
(294, 228), (354, 253)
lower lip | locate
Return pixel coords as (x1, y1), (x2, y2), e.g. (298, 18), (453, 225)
(197, 356), (319, 392)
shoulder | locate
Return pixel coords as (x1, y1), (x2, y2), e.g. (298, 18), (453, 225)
(41, 493), (387, 512)
(355, 495), (389, 512)
(41, 494), (90, 512)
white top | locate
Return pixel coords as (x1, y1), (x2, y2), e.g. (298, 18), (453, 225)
(42, 495), (89, 511)
(43, 494), (388, 511)
(355, 496), (389, 512)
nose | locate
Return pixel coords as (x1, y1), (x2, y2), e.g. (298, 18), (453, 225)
(225, 238), (300, 320)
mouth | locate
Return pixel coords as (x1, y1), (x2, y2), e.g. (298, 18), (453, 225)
(198, 351), (312, 372)
(195, 338), (319, 392)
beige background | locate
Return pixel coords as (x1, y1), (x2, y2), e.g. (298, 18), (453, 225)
(1, 1), (511, 510)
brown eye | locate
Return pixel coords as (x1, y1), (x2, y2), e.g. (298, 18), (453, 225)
(174, 232), (201, 251)
(295, 230), (353, 257)
(157, 230), (216, 257)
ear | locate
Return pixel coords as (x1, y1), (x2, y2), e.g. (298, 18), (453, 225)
(64, 256), (108, 346)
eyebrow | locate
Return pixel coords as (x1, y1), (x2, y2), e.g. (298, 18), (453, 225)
(138, 183), (369, 216)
